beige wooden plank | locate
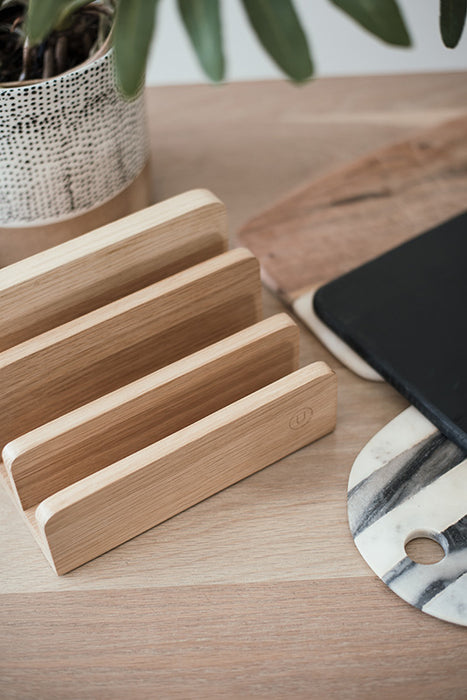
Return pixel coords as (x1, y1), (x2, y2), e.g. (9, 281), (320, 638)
(0, 248), (261, 447)
(4, 314), (299, 509)
(0, 189), (227, 350)
(1, 582), (465, 699)
(36, 362), (336, 574)
(237, 116), (467, 301)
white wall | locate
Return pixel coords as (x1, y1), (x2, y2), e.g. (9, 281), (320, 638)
(146, 0), (467, 85)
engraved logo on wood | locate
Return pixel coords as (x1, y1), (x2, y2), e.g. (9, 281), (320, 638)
(289, 407), (313, 430)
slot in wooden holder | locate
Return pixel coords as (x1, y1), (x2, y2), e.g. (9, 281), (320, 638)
(0, 247), (262, 446)
(0, 189), (227, 351)
(0, 190), (337, 574)
(4, 315), (299, 510)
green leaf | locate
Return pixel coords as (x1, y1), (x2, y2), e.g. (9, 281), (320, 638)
(114, 0), (160, 98)
(26, 0), (72, 44)
(440, 0), (467, 47)
(55, 0), (94, 30)
(330, 0), (411, 46)
(241, 0), (313, 82)
(178, 0), (224, 81)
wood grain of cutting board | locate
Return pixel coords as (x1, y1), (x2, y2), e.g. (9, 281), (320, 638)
(238, 115), (467, 305)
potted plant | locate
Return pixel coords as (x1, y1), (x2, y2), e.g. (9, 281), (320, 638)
(0, 0), (152, 264)
(0, 0), (465, 265)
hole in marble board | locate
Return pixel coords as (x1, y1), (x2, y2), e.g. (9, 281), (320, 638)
(405, 531), (446, 565)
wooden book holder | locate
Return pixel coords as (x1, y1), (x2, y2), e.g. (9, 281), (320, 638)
(0, 190), (337, 574)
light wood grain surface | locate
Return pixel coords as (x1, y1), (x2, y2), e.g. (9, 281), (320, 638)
(0, 189), (228, 350)
(1, 73), (467, 699)
(37, 361), (336, 576)
(0, 248), (262, 447)
(237, 115), (467, 300)
(4, 315), (299, 510)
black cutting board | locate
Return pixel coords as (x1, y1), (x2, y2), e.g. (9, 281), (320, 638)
(313, 210), (467, 451)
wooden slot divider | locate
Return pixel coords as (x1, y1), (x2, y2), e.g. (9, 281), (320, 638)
(4, 314), (299, 510)
(0, 248), (262, 447)
(0, 190), (338, 576)
(0, 189), (227, 350)
(31, 362), (337, 574)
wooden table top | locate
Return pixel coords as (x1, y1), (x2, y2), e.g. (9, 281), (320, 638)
(1, 72), (467, 699)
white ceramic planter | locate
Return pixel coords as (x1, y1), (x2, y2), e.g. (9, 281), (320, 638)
(0, 47), (150, 263)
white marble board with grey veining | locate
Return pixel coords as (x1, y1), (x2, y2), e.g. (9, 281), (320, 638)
(348, 406), (467, 627)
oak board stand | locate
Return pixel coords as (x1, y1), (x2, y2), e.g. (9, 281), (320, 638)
(0, 190), (337, 574)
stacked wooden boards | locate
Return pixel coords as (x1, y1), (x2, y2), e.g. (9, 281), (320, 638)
(0, 189), (337, 574)
(237, 116), (467, 379)
(238, 116), (467, 626)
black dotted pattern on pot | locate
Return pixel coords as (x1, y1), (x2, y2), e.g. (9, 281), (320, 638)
(0, 50), (148, 225)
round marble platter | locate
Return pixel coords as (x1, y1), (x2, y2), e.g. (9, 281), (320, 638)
(348, 406), (467, 627)
(293, 289), (467, 625)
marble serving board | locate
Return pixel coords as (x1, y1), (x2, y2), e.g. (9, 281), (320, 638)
(349, 406), (467, 626)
